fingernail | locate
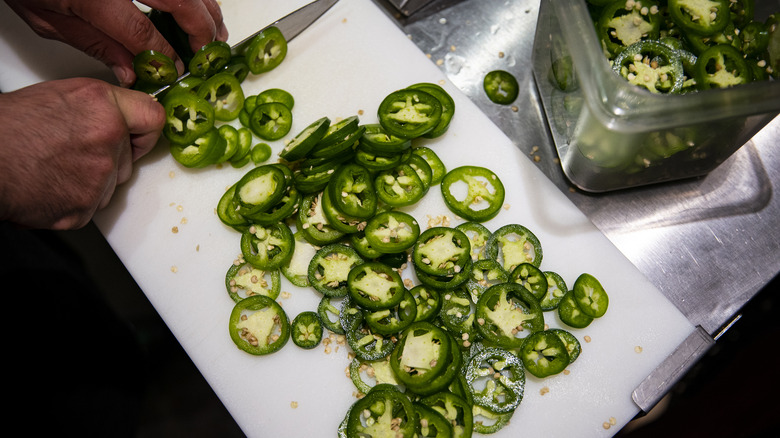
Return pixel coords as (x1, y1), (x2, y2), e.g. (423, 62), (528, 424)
(113, 65), (134, 88)
(175, 58), (186, 76)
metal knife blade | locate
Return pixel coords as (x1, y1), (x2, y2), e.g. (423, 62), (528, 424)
(151, 0), (339, 97)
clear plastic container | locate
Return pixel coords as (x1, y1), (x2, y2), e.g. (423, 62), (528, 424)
(531, 0), (780, 192)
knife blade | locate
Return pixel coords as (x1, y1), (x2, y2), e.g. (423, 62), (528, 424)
(151, 0), (339, 97)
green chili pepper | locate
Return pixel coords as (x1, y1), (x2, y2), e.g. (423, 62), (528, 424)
(228, 295), (290, 355)
(483, 70), (519, 104)
(291, 311), (324, 349)
(440, 166), (505, 222)
(189, 40), (232, 78)
(377, 88), (443, 139)
(245, 26), (288, 74)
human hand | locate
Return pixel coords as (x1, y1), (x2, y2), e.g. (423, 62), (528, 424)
(4, 0), (228, 87)
(0, 78), (165, 230)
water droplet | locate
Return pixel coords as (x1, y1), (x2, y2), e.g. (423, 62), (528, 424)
(504, 55), (517, 68)
(444, 54), (465, 75)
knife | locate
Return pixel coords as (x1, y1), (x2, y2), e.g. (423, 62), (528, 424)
(151, 0), (339, 97)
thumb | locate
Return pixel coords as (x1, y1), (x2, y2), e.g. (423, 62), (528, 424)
(112, 87), (166, 162)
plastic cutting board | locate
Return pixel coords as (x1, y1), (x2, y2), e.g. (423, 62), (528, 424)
(0, 0), (694, 436)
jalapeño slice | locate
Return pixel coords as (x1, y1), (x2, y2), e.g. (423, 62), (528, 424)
(132, 50), (177, 86)
(162, 91), (215, 145)
(363, 288), (417, 335)
(456, 221), (492, 261)
(540, 271), (568, 311)
(291, 311), (324, 349)
(412, 146), (447, 186)
(225, 259), (281, 302)
(228, 294), (290, 355)
(343, 300), (397, 361)
(233, 164), (289, 217)
(377, 88), (443, 139)
(245, 26), (288, 74)
(550, 328), (582, 364)
(389, 321), (452, 388)
(412, 226), (472, 277)
(414, 402), (454, 437)
(239, 222), (295, 271)
(347, 262), (406, 311)
(558, 290), (594, 329)
(256, 87), (295, 109)
(440, 166), (505, 222)
(359, 123), (412, 156)
(327, 163), (378, 219)
(612, 40), (685, 94)
(694, 44), (753, 89)
(572, 273), (609, 318)
(410, 284), (444, 322)
(278, 116), (331, 162)
(168, 127), (225, 168)
(509, 262), (549, 302)
(464, 259), (509, 303)
(296, 192), (345, 246)
(420, 389), (474, 437)
(189, 40), (231, 78)
(519, 330), (571, 378)
(668, 0), (731, 36)
(407, 82), (456, 138)
(485, 223), (543, 271)
(483, 70), (519, 104)
(197, 71), (245, 121)
(308, 244), (364, 298)
(363, 210), (421, 254)
(345, 386), (416, 437)
(464, 347), (525, 413)
(249, 102), (293, 141)
(474, 282), (545, 349)
(374, 163), (427, 208)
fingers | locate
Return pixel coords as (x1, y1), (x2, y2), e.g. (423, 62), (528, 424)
(203, 0), (229, 42)
(86, 0), (228, 84)
(97, 169), (120, 211)
(4, 1), (138, 86)
(97, 86), (164, 215)
(75, 0), (185, 74)
(140, 0), (228, 52)
(34, 10), (141, 87)
(64, 83), (162, 224)
(111, 87), (166, 163)
(9, 0), (228, 86)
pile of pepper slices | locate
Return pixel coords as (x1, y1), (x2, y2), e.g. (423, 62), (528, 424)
(218, 104), (611, 434)
(577, 0), (779, 94)
(136, 16), (613, 437)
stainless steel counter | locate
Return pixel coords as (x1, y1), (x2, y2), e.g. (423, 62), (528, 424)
(377, 0), (780, 411)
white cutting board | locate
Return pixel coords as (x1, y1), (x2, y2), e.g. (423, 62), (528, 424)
(0, 1), (694, 436)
